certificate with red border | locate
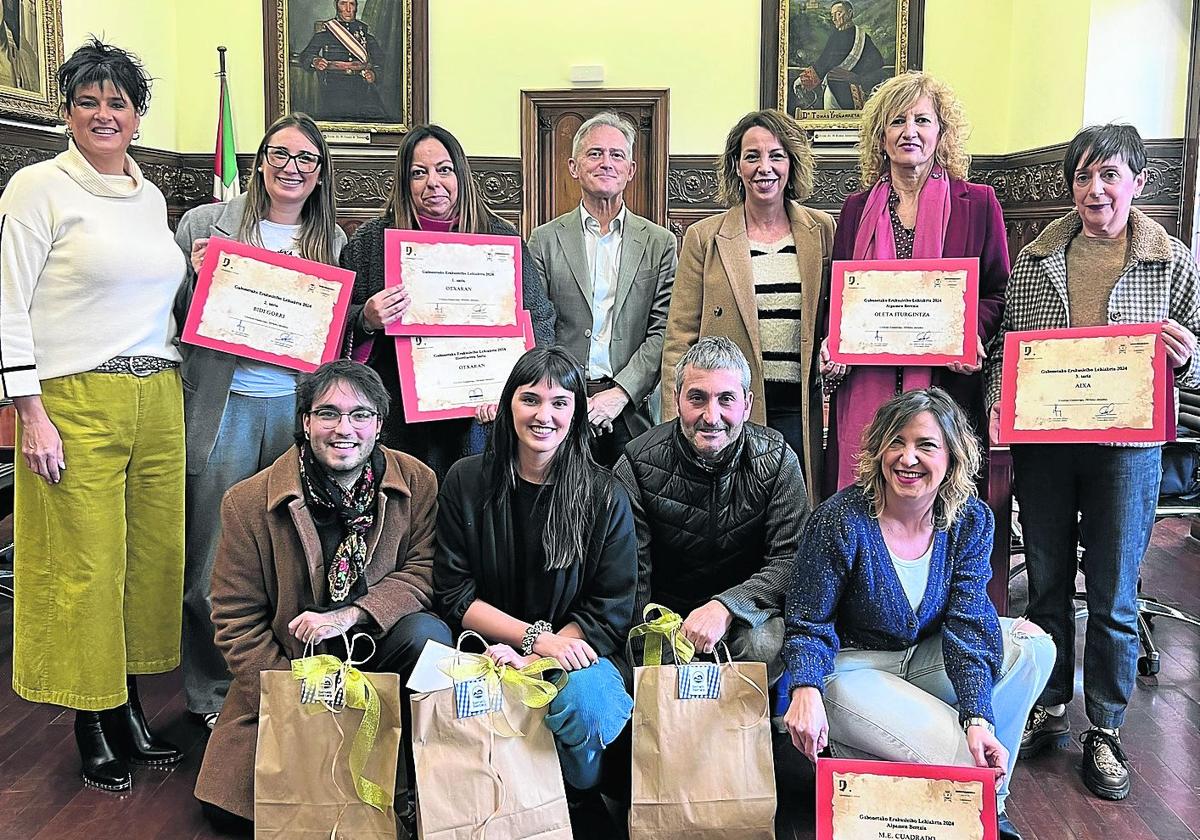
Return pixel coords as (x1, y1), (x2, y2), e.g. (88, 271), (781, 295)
(816, 757), (998, 840)
(395, 310), (535, 423)
(383, 227), (524, 338)
(998, 324), (1174, 444)
(181, 236), (354, 373)
(828, 258), (980, 366)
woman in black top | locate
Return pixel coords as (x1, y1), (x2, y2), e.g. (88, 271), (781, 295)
(434, 347), (636, 797)
(340, 124), (556, 478)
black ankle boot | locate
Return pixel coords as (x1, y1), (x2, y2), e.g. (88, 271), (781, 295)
(74, 710), (132, 792)
(101, 676), (184, 766)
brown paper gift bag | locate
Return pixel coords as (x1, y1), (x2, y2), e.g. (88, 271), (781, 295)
(255, 632), (403, 839)
(629, 629), (777, 839)
(410, 638), (573, 840)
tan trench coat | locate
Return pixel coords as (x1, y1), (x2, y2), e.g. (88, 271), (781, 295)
(194, 446), (438, 819)
(661, 202), (834, 502)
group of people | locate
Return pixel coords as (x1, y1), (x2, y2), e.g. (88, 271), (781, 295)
(2, 33), (1198, 840)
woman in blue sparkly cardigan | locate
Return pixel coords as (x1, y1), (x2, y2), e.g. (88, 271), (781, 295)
(782, 388), (1054, 840)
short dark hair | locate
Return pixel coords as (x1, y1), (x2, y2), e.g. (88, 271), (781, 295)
(1062, 123), (1147, 188)
(294, 360), (390, 443)
(58, 37), (152, 115)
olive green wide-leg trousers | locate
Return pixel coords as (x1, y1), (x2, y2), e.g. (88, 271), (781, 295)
(12, 369), (185, 711)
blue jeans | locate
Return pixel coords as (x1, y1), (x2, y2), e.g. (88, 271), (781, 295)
(544, 657), (633, 790)
(823, 618), (1055, 811)
(182, 392), (296, 713)
(1011, 443), (1161, 729)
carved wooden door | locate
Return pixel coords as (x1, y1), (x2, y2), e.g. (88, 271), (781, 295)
(519, 89), (669, 237)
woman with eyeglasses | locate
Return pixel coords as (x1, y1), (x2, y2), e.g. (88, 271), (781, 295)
(173, 112), (346, 731)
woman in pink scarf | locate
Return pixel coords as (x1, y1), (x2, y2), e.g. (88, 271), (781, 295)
(822, 72), (1010, 496)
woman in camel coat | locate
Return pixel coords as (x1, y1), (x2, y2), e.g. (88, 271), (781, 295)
(662, 110), (834, 502)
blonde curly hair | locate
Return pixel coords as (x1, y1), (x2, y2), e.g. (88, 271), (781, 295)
(717, 110), (815, 207)
(857, 71), (970, 188)
(854, 388), (981, 530)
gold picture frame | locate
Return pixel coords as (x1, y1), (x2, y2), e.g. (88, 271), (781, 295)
(0, 0), (63, 124)
(761, 0), (923, 132)
(264, 0), (427, 144)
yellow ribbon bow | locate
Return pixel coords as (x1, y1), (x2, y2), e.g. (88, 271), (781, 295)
(438, 652), (567, 736)
(627, 603), (696, 666)
(291, 653), (388, 813)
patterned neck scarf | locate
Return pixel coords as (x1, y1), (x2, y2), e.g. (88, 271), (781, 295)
(298, 442), (386, 603)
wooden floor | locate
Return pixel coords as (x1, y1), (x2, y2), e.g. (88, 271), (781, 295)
(1, 519), (1199, 840)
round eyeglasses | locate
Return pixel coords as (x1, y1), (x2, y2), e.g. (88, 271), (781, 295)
(264, 145), (323, 173)
(308, 408), (379, 429)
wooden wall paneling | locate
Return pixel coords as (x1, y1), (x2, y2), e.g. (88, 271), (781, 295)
(0, 124), (1185, 253)
(665, 154), (723, 245)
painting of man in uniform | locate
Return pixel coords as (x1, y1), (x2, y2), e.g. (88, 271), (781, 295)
(0, 0), (42, 95)
(784, 0), (900, 122)
(287, 0), (405, 124)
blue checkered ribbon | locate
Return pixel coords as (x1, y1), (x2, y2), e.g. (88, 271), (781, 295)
(454, 675), (503, 719)
(677, 662), (722, 700)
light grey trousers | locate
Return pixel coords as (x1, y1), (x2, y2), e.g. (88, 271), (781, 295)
(727, 615), (786, 685)
(824, 617), (1055, 810)
(182, 392), (296, 714)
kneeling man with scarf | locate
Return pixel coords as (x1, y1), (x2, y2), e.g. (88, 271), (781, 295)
(194, 359), (451, 830)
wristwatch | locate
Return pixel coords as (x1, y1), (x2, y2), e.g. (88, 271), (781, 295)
(962, 716), (995, 735)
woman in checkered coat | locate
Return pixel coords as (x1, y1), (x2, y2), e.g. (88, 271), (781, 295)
(982, 123), (1200, 804)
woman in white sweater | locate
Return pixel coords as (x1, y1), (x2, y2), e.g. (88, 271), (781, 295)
(0, 39), (186, 792)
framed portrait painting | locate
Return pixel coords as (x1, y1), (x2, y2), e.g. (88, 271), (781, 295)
(0, 0), (63, 124)
(761, 0), (924, 131)
(264, 0), (427, 143)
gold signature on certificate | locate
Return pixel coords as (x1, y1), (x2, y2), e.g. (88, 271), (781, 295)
(831, 772), (984, 840)
(1014, 335), (1156, 431)
(838, 270), (967, 357)
(401, 241), (518, 327)
(409, 333), (529, 412)
(197, 252), (341, 365)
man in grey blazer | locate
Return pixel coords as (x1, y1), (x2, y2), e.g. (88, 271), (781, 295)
(528, 112), (678, 466)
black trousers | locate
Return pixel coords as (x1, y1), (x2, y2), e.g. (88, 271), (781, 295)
(588, 421), (635, 468)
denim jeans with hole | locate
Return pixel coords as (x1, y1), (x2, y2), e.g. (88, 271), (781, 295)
(1011, 443), (1160, 729)
(823, 617), (1055, 811)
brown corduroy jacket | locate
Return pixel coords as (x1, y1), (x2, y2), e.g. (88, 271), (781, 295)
(194, 445), (437, 819)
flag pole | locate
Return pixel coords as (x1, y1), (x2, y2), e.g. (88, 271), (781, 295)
(213, 46), (240, 202)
